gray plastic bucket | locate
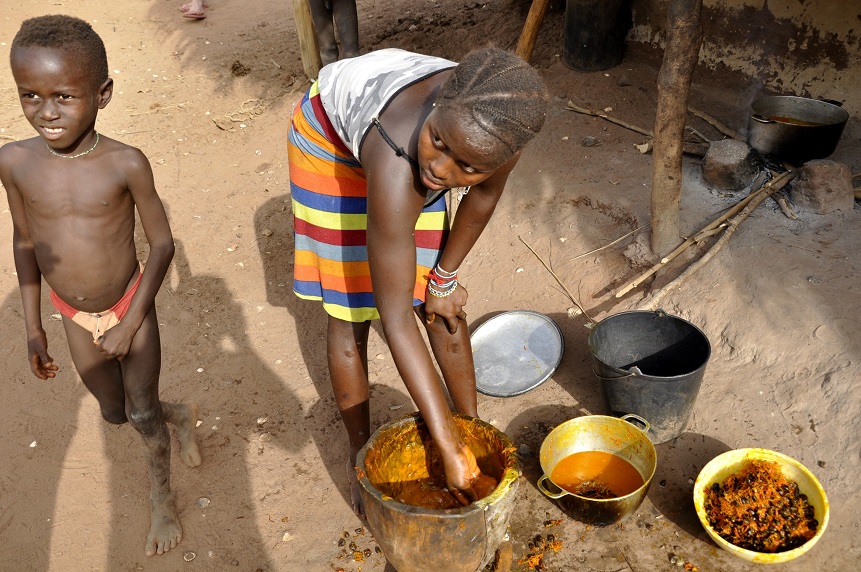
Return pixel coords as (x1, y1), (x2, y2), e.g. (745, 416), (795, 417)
(588, 310), (710, 444)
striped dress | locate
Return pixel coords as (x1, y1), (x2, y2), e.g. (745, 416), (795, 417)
(287, 50), (457, 322)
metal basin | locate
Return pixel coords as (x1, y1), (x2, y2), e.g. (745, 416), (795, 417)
(537, 414), (656, 526)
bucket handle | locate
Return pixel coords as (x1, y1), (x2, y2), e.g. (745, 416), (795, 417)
(537, 474), (568, 499)
(621, 413), (650, 434)
(592, 364), (644, 381)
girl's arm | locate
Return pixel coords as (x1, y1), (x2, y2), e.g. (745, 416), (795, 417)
(95, 147), (174, 360)
(363, 141), (478, 497)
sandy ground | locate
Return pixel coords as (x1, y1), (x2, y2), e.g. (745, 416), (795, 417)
(0, 1), (859, 571)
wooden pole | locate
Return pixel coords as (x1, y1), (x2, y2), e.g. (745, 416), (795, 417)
(650, 0), (703, 257)
(292, 0), (322, 79)
(516, 0), (551, 61)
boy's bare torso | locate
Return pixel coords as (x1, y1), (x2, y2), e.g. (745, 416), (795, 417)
(3, 135), (140, 312)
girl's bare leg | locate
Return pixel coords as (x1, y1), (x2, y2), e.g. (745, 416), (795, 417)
(416, 305), (478, 417)
(327, 315), (371, 514)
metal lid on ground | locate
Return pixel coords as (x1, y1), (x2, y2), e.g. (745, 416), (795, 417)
(471, 310), (564, 397)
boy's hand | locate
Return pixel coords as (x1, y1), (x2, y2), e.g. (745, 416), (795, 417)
(95, 323), (136, 361)
(27, 330), (58, 379)
(424, 283), (469, 335)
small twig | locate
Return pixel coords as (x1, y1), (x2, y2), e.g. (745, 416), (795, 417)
(518, 235), (593, 323)
(565, 101), (652, 137)
(129, 102), (189, 117)
(687, 105), (744, 140)
(572, 225), (648, 260)
(851, 172), (861, 179)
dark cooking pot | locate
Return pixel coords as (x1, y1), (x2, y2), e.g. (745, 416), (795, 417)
(747, 96), (848, 165)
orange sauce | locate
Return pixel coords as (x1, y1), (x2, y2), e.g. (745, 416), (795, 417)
(767, 115), (825, 127)
(394, 474), (498, 509)
(550, 451), (643, 498)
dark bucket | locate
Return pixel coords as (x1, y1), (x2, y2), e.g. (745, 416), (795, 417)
(562, 0), (632, 72)
(588, 310), (710, 444)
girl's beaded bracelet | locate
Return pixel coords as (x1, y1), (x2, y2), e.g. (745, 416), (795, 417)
(428, 280), (458, 298)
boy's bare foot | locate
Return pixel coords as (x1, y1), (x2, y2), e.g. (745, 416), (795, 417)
(145, 492), (182, 557)
(162, 401), (202, 467)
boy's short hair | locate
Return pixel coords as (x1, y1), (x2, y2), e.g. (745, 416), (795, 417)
(437, 47), (548, 156)
(11, 14), (109, 87)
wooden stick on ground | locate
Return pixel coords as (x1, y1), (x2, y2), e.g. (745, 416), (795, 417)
(687, 106), (743, 140)
(565, 101), (652, 136)
(518, 236), (593, 324)
(614, 169), (797, 298)
(638, 169), (797, 310)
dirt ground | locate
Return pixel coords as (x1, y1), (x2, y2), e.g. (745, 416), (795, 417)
(0, 1), (859, 571)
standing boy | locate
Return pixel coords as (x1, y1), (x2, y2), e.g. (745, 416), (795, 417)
(0, 15), (201, 557)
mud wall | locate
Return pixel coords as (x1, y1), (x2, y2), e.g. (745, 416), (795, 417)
(628, 0), (861, 116)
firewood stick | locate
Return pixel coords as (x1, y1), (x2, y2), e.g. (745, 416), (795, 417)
(687, 106), (743, 140)
(638, 169), (797, 310)
(614, 169), (796, 298)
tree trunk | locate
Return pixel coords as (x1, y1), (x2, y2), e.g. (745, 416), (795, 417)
(650, 0), (703, 257)
(292, 0), (322, 79)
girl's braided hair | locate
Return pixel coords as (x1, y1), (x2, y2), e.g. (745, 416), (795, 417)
(12, 15), (108, 87)
(437, 47), (548, 155)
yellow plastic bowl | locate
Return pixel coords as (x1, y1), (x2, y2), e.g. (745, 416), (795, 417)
(693, 448), (829, 564)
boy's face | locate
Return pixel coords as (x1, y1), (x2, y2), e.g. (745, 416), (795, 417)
(417, 106), (510, 192)
(10, 45), (112, 153)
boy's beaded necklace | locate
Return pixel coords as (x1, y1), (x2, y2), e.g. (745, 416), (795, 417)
(47, 131), (100, 159)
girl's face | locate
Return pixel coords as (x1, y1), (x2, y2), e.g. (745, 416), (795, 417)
(11, 45), (112, 154)
(417, 106), (510, 191)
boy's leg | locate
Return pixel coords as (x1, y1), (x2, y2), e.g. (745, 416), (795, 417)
(118, 305), (182, 557)
(307, 0), (339, 65)
(416, 306), (478, 417)
(327, 315), (371, 514)
(332, 0), (359, 58)
(62, 317), (127, 423)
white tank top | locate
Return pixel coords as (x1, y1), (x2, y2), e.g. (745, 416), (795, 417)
(317, 48), (456, 160)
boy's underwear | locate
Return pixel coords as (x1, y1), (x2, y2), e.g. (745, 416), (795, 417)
(50, 265), (144, 341)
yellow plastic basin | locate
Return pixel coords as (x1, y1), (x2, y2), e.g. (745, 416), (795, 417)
(693, 448), (829, 564)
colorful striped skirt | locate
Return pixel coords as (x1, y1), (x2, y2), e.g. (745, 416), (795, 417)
(287, 83), (449, 322)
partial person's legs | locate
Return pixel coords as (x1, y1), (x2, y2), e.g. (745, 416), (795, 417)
(120, 306), (184, 557)
(416, 305), (478, 417)
(327, 314), (371, 514)
(179, 0), (207, 18)
(332, 0), (359, 58)
(308, 0), (339, 65)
